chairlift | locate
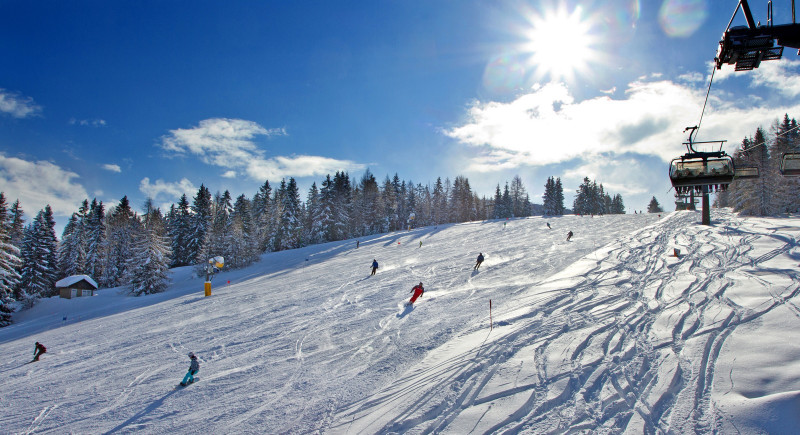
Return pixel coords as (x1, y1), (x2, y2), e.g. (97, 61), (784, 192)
(780, 152), (800, 176)
(715, 0), (800, 71)
(735, 166), (760, 179)
(668, 126), (735, 190)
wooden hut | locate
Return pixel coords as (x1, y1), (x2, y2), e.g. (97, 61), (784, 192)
(56, 275), (99, 299)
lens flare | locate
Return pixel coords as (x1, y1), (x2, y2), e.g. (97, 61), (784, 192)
(659, 0), (708, 38)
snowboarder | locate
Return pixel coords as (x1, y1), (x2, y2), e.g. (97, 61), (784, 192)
(32, 342), (46, 362)
(181, 353), (200, 386)
(371, 259), (379, 275)
(419, 240), (422, 248)
(408, 282), (424, 306)
(566, 231), (573, 242)
(474, 253), (484, 270)
(546, 222), (551, 229)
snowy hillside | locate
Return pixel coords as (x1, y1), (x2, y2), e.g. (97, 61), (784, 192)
(2, 210), (799, 434)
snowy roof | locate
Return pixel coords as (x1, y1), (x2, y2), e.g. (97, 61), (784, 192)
(55, 275), (99, 289)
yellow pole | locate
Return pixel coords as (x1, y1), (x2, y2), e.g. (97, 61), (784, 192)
(204, 282), (212, 297)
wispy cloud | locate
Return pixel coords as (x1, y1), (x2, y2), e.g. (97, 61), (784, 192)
(69, 118), (107, 127)
(160, 118), (364, 180)
(102, 163), (122, 173)
(0, 154), (88, 216)
(139, 177), (197, 200)
(0, 88), (42, 119)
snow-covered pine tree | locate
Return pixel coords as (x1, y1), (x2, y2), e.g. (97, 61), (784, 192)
(85, 199), (107, 284)
(432, 177), (446, 226)
(278, 178), (304, 250)
(0, 193), (22, 326)
(18, 206), (59, 303)
(554, 178), (565, 215)
(610, 194), (625, 214)
(104, 196), (139, 288)
(542, 177), (555, 216)
(493, 184), (504, 219)
(647, 196), (663, 213)
(305, 182), (325, 245)
(332, 171), (352, 240)
(229, 194), (258, 268)
(168, 194), (193, 267)
(127, 206), (170, 296)
(188, 185), (212, 263)
(510, 175), (528, 217)
(8, 199), (24, 248)
(251, 180), (273, 253)
(202, 190), (233, 265)
(772, 114), (800, 213)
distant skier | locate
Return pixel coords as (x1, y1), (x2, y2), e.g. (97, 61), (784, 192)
(474, 253), (484, 270)
(371, 259), (379, 275)
(180, 353), (200, 386)
(408, 282), (424, 306)
(566, 231), (573, 242)
(356, 240), (360, 248)
(546, 222), (551, 229)
(419, 240), (423, 248)
(32, 342), (46, 362)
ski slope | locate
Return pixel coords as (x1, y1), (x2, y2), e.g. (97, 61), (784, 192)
(1, 210), (799, 433)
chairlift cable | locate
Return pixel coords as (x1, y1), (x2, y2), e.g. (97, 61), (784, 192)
(695, 65), (717, 137)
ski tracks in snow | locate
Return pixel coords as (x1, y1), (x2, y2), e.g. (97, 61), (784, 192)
(330, 211), (800, 433)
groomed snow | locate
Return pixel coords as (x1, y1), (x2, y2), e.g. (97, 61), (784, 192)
(1, 210), (799, 433)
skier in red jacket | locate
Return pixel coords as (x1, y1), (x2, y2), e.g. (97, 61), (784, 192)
(408, 282), (424, 306)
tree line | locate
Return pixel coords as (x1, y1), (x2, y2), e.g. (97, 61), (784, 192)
(716, 113), (800, 215)
(0, 169), (629, 325)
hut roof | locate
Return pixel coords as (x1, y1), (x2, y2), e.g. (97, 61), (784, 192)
(55, 275), (99, 290)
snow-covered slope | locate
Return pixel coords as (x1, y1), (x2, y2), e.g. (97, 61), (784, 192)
(1, 210), (799, 434)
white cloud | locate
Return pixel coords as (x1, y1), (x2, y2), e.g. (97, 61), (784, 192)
(161, 118), (364, 180)
(139, 177), (197, 201)
(222, 170), (237, 178)
(677, 72), (704, 84)
(102, 163), (122, 173)
(0, 89), (42, 118)
(0, 154), (88, 216)
(444, 78), (800, 172)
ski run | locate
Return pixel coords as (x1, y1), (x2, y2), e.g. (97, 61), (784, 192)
(1, 209), (799, 433)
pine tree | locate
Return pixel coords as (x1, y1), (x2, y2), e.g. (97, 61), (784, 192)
(229, 194), (258, 268)
(188, 185), (212, 263)
(85, 199), (107, 284)
(127, 207), (170, 296)
(168, 194), (193, 267)
(18, 206), (59, 302)
(0, 193), (22, 325)
(8, 199), (24, 248)
(279, 179), (304, 250)
(104, 196), (139, 287)
(252, 180), (273, 253)
(554, 178), (565, 215)
(647, 196), (663, 213)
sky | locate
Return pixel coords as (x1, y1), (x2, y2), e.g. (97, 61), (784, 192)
(2, 0), (800, 229)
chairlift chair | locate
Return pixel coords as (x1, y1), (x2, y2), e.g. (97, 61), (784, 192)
(780, 152), (800, 176)
(735, 166), (760, 179)
(715, 0), (800, 71)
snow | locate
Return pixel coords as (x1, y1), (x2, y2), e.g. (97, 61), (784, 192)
(54, 274), (98, 289)
(1, 210), (799, 433)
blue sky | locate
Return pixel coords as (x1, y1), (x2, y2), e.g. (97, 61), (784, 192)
(2, 0), (800, 228)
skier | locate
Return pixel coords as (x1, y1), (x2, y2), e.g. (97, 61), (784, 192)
(474, 253), (484, 270)
(546, 222), (551, 229)
(371, 259), (379, 275)
(408, 282), (424, 306)
(356, 240), (360, 248)
(180, 353), (200, 386)
(32, 342), (46, 362)
(566, 231), (573, 242)
(419, 240), (422, 248)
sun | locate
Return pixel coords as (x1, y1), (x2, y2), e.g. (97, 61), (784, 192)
(521, 5), (598, 82)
